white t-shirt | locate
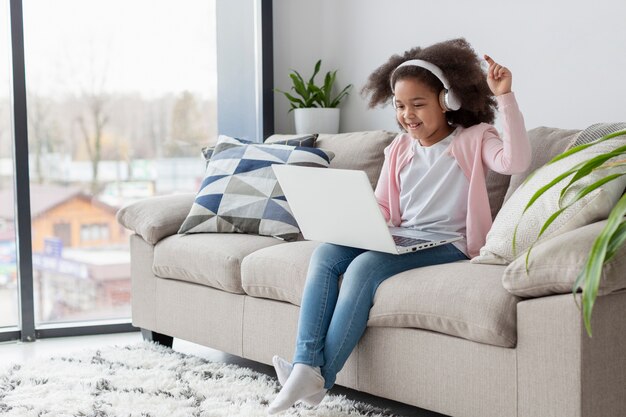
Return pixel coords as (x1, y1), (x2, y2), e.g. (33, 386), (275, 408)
(398, 129), (469, 256)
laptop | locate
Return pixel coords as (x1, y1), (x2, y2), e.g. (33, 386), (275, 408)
(272, 165), (462, 255)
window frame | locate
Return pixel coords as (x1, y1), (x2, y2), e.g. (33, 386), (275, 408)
(1, 0), (274, 343)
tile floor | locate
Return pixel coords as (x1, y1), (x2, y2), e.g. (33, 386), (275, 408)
(0, 331), (447, 417)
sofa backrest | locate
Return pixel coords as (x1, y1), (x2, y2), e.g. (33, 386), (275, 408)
(267, 130), (396, 188)
(486, 126), (581, 219)
(268, 127), (584, 218)
(503, 126), (581, 204)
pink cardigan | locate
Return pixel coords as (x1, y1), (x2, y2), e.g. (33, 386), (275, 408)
(374, 92), (532, 258)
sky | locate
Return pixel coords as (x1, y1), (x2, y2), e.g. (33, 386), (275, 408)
(1, 0), (217, 99)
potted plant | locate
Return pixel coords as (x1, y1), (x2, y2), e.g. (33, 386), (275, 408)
(516, 129), (626, 336)
(275, 59), (352, 134)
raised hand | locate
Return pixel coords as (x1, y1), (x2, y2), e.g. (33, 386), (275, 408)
(484, 54), (512, 96)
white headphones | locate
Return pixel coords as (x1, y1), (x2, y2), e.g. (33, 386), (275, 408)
(390, 59), (461, 111)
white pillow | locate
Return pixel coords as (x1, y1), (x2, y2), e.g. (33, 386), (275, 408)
(472, 136), (626, 265)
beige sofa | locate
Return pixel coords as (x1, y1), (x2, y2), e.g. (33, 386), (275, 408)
(117, 128), (626, 417)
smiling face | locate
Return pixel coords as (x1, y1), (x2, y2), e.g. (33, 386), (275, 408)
(393, 78), (454, 146)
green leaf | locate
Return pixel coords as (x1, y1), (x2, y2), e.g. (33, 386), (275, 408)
(290, 72), (309, 101)
(321, 71), (336, 107)
(524, 207), (567, 271)
(273, 89), (306, 111)
(605, 217), (626, 261)
(576, 192), (626, 336)
(560, 173), (625, 208)
(282, 92), (305, 107)
(521, 170), (574, 214)
(309, 60), (322, 86)
(558, 147), (626, 205)
(330, 84), (352, 108)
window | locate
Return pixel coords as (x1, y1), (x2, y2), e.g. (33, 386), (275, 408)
(2, 0), (272, 341)
(22, 0), (217, 324)
(0, 0), (18, 330)
(80, 224), (109, 243)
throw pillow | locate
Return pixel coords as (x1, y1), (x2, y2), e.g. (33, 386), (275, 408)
(502, 219), (626, 298)
(472, 134), (626, 265)
(180, 135), (334, 241)
(569, 122), (626, 147)
(201, 134), (317, 161)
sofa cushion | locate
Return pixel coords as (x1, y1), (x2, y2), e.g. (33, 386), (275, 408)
(241, 240), (321, 305)
(153, 233), (284, 294)
(179, 134), (334, 241)
(242, 244), (518, 347)
(368, 261), (518, 347)
(502, 219), (626, 298)
(317, 131), (396, 188)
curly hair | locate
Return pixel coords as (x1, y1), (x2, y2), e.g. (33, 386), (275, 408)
(361, 38), (496, 127)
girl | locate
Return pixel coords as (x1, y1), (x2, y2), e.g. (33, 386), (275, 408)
(268, 38), (531, 414)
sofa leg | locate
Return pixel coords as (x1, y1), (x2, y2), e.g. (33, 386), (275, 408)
(141, 328), (174, 348)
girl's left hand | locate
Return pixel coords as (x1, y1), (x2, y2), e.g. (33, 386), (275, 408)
(484, 54), (512, 96)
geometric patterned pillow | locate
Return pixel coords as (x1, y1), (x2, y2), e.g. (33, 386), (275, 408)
(179, 135), (334, 241)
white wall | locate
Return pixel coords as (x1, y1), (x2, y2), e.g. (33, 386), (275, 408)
(273, 0), (626, 134)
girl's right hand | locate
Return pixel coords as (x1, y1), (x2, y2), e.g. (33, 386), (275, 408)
(484, 54), (512, 96)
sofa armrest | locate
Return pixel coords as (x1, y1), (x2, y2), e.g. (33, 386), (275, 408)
(516, 291), (626, 417)
(116, 193), (195, 244)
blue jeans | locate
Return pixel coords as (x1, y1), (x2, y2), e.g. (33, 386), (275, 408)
(293, 242), (467, 389)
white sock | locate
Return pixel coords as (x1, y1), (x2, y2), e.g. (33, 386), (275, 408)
(272, 355), (292, 387)
(272, 356), (327, 406)
(267, 363), (325, 414)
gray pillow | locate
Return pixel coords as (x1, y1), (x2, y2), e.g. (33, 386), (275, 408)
(502, 219), (626, 297)
(116, 193), (196, 244)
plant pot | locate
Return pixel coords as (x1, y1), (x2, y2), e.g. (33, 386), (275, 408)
(294, 108), (340, 134)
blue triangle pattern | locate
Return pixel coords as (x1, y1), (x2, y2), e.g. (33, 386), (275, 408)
(233, 159), (276, 175)
(200, 174), (230, 191)
(263, 198), (298, 227)
(258, 146), (293, 162)
(195, 194), (223, 214)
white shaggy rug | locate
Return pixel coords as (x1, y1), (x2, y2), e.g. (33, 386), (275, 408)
(0, 342), (395, 417)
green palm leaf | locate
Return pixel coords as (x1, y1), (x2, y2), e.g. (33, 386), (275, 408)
(574, 193), (626, 336)
(605, 219), (626, 261)
(558, 147), (626, 205)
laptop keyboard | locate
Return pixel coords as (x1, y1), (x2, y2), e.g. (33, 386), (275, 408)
(392, 235), (429, 247)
